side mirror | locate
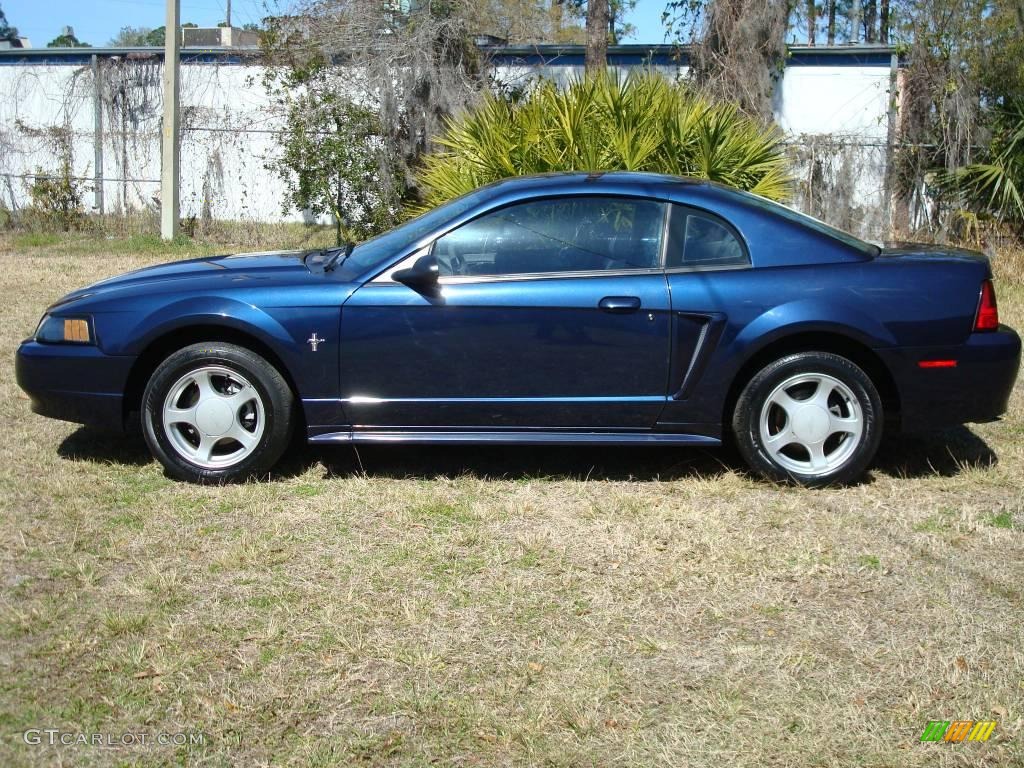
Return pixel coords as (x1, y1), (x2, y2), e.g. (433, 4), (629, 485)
(393, 253), (440, 293)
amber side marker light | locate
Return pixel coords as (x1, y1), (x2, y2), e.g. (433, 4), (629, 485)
(63, 318), (91, 343)
(974, 279), (999, 331)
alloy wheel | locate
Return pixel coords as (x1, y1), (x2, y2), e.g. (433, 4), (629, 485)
(758, 372), (864, 477)
(161, 365), (266, 469)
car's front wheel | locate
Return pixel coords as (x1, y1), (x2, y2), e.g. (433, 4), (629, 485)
(141, 342), (294, 483)
(732, 351), (883, 487)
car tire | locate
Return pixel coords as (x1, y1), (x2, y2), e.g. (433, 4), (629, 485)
(732, 351), (883, 487)
(141, 342), (294, 483)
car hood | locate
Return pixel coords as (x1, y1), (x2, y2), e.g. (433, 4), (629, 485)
(48, 250), (314, 310)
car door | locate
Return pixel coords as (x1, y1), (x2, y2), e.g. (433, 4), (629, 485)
(339, 195), (674, 430)
(659, 203), (753, 426)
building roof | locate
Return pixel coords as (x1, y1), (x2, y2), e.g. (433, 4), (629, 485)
(0, 43), (899, 68)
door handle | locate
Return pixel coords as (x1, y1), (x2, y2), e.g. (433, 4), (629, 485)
(598, 296), (642, 313)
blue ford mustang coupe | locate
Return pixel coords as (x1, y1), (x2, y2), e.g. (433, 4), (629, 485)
(16, 172), (1022, 485)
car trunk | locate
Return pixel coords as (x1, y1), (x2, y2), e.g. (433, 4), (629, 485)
(876, 242), (992, 274)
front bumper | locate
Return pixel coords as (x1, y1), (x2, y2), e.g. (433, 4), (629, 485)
(877, 326), (1022, 432)
(15, 340), (135, 430)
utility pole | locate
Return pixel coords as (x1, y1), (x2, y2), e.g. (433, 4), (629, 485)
(160, 0), (181, 240)
(91, 54), (104, 215)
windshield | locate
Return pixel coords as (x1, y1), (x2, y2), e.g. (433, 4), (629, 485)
(341, 187), (496, 276)
(729, 188), (881, 257)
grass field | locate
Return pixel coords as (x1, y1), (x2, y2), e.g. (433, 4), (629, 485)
(1, 236), (1022, 767)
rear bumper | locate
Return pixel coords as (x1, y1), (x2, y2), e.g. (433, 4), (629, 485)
(15, 340), (135, 430)
(877, 326), (1022, 432)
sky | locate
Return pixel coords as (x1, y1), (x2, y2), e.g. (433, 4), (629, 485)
(2, 0), (671, 49)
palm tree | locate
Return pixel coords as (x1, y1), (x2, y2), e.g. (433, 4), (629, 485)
(414, 71), (793, 211)
(947, 102), (1024, 227)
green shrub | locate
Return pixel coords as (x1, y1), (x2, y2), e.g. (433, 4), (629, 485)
(273, 88), (401, 246)
(414, 70), (793, 211)
(13, 232), (61, 248)
(26, 160), (85, 231)
(942, 101), (1024, 230)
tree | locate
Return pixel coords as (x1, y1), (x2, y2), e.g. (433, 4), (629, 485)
(465, 0), (583, 44)
(109, 27), (147, 46)
(973, 0), (1024, 105)
(108, 26), (167, 46)
(414, 71), (792, 210)
(569, 0), (633, 50)
(666, 0), (789, 120)
(47, 29), (90, 48)
(944, 101), (1024, 229)
(607, 0), (637, 42)
(27, 159), (84, 231)
(272, 75), (399, 244)
(107, 23), (209, 47)
(847, 0), (861, 42)
(863, 0), (876, 42)
(261, 0), (485, 206)
(0, 5), (18, 42)
(884, 0), (1017, 232)
(792, 0), (891, 47)
(585, 0), (610, 72)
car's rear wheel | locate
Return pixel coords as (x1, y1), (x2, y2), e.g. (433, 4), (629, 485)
(732, 351), (883, 487)
(141, 342), (294, 483)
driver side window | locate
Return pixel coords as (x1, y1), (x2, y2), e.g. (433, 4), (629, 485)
(432, 196), (666, 277)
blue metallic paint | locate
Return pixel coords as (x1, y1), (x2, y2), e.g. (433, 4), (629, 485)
(340, 273), (673, 428)
(15, 172), (1022, 446)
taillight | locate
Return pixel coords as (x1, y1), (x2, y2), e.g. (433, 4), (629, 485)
(974, 280), (999, 332)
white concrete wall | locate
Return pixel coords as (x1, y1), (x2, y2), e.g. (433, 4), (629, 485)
(0, 61), (290, 223)
(0, 57), (895, 236)
(777, 64), (893, 239)
(776, 65), (891, 138)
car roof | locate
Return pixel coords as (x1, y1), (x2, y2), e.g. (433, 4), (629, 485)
(472, 172), (759, 212)
(478, 171), (707, 194)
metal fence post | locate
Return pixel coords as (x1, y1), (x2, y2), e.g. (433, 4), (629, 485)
(91, 53), (104, 216)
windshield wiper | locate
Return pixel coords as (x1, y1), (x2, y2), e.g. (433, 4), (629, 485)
(323, 242), (355, 272)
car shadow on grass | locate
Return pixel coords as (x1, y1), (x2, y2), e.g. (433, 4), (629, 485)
(56, 427), (738, 482)
(311, 443), (737, 482)
(311, 425), (998, 482)
(874, 425), (998, 478)
(57, 427), (153, 467)
(56, 424), (998, 483)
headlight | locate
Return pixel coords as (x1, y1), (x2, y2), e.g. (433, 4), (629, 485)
(35, 314), (94, 344)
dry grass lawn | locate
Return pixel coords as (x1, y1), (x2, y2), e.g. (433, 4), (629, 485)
(1, 237), (1022, 767)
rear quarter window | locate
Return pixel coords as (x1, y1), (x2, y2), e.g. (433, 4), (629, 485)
(667, 205), (750, 269)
